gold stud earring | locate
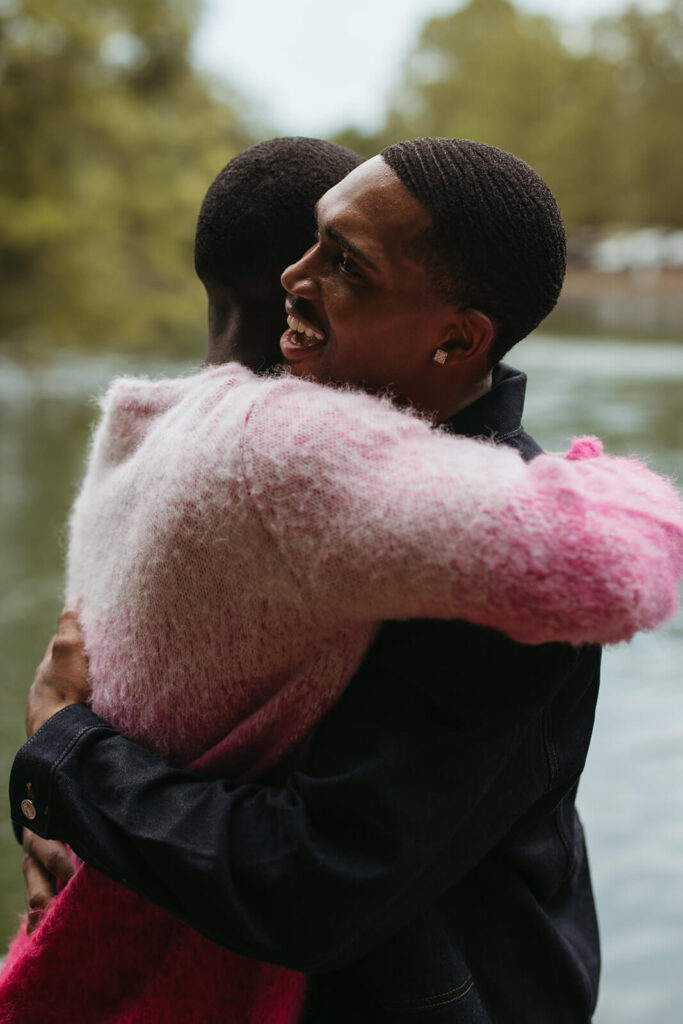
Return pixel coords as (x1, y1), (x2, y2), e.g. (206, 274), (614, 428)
(432, 348), (448, 365)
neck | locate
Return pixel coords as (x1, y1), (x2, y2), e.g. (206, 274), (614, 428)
(437, 371), (493, 423)
(410, 370), (493, 425)
(204, 294), (285, 372)
(204, 302), (240, 366)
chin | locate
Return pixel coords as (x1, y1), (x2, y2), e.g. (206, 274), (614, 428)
(288, 357), (327, 383)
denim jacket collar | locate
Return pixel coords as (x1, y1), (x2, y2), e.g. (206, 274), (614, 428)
(444, 363), (527, 441)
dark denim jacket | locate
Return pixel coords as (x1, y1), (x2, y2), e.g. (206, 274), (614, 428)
(11, 364), (601, 1022)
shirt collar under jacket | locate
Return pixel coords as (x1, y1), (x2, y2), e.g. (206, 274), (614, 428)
(445, 362), (527, 442)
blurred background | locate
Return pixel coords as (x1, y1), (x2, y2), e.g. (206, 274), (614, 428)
(1, 1), (682, 1020)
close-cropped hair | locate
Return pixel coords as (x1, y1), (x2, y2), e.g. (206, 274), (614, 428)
(381, 138), (567, 363)
(195, 137), (363, 296)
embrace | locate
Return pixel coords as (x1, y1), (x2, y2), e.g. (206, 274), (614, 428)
(3, 137), (683, 1024)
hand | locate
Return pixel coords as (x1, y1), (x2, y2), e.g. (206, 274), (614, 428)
(22, 829), (75, 934)
(26, 604), (89, 738)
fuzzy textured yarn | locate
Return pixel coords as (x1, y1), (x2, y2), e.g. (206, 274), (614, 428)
(2, 363), (682, 1024)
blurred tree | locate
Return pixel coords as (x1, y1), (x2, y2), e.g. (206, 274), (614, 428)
(331, 127), (380, 160)
(592, 0), (683, 226)
(339, 0), (683, 230)
(0, 0), (254, 355)
(364, 0), (619, 229)
(3, 0), (681, 358)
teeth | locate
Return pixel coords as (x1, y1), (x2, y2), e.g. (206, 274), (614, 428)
(286, 313), (324, 341)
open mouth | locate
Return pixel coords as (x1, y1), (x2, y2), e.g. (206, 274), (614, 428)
(280, 302), (328, 362)
(285, 313), (326, 348)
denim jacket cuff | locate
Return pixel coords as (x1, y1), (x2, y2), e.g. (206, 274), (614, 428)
(9, 705), (109, 840)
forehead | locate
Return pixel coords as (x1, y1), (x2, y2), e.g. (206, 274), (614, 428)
(317, 156), (432, 254)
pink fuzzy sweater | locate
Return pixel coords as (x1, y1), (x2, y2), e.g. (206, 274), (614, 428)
(2, 363), (682, 1024)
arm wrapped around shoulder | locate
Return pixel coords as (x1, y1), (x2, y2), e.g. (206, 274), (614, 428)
(490, 446), (683, 644)
(242, 379), (683, 646)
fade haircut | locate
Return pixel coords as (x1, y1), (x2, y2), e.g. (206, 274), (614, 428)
(195, 137), (363, 296)
(381, 138), (566, 364)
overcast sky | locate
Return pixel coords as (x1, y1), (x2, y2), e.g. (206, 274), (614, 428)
(192, 0), (665, 136)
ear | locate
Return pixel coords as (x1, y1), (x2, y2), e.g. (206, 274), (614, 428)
(432, 309), (495, 365)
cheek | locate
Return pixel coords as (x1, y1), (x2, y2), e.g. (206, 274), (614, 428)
(321, 284), (429, 369)
(321, 288), (377, 348)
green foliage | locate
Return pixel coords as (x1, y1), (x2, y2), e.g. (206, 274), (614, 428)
(0, 0), (255, 355)
(333, 0), (683, 230)
(591, 0), (683, 225)
(3, 0), (682, 355)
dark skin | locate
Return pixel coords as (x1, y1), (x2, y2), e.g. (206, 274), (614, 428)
(21, 154), (496, 931)
(280, 157), (494, 422)
(203, 279), (288, 372)
(23, 606), (88, 933)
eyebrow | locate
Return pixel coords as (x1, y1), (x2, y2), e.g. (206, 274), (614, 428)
(325, 226), (379, 272)
(313, 202), (378, 271)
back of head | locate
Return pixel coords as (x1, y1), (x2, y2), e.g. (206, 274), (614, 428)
(195, 137), (363, 298)
(381, 138), (566, 364)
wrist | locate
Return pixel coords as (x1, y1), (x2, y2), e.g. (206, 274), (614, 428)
(12, 705), (107, 839)
(27, 698), (77, 740)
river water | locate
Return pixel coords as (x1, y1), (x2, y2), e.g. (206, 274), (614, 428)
(0, 337), (682, 1022)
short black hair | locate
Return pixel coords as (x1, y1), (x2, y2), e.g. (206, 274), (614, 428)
(381, 138), (566, 363)
(195, 137), (363, 296)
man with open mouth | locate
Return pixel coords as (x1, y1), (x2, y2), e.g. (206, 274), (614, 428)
(9, 137), (679, 1024)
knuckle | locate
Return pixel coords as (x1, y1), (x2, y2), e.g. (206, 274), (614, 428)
(57, 611), (81, 637)
(44, 850), (62, 875)
(52, 636), (77, 658)
(32, 659), (49, 684)
(27, 892), (47, 912)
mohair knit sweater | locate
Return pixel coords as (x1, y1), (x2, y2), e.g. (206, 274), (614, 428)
(2, 363), (682, 1024)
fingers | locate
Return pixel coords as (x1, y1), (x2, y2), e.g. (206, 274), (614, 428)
(23, 851), (54, 934)
(37, 635), (54, 670)
(26, 601), (90, 737)
(34, 602), (83, 676)
(23, 830), (75, 883)
(50, 602), (88, 675)
(53, 605), (85, 654)
(22, 831), (74, 936)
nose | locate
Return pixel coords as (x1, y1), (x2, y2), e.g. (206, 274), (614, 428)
(281, 243), (319, 299)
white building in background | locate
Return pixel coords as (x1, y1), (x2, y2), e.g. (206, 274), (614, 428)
(590, 229), (683, 273)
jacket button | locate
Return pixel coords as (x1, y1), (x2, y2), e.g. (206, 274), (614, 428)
(21, 799), (37, 821)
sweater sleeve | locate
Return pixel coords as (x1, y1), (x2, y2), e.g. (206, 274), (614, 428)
(240, 379), (683, 646)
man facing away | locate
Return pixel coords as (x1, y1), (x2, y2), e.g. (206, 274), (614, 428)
(13, 136), (671, 1022)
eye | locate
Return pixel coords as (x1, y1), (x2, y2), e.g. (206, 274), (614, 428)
(335, 249), (361, 279)
(314, 225), (364, 281)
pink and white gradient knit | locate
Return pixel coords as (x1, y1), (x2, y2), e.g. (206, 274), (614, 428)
(1, 362), (682, 1024)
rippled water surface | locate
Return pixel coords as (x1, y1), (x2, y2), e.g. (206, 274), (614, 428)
(1, 339), (682, 1021)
